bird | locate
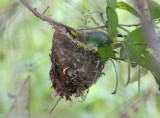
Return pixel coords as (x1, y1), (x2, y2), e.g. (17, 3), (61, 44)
(65, 27), (113, 47)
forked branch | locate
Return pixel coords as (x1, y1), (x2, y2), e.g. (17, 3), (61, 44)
(19, 0), (73, 29)
(19, 0), (142, 34)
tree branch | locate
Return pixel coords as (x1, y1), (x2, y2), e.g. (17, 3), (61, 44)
(76, 23), (143, 31)
(19, 0), (142, 39)
(20, 0), (143, 33)
(19, 0), (73, 30)
(119, 23), (143, 27)
(76, 25), (108, 30)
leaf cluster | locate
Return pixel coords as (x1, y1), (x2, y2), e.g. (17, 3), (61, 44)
(65, 0), (160, 93)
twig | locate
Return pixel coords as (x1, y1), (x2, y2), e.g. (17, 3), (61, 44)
(76, 25), (108, 30)
(76, 23), (143, 31)
(19, 0), (74, 30)
(119, 23), (143, 27)
(111, 57), (126, 61)
(43, 6), (49, 14)
(90, 15), (99, 26)
(110, 60), (119, 94)
(49, 97), (61, 114)
(111, 57), (137, 64)
(19, 0), (142, 38)
(77, 27), (127, 37)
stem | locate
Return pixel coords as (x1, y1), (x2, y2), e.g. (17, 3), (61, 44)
(111, 57), (137, 64)
(138, 65), (141, 96)
(119, 23), (143, 27)
(110, 60), (119, 94)
(19, 0), (143, 38)
(122, 43), (131, 87)
(43, 6), (49, 14)
(49, 97), (61, 114)
(19, 0), (75, 30)
(76, 23), (143, 30)
(90, 15), (99, 26)
(77, 25), (108, 30)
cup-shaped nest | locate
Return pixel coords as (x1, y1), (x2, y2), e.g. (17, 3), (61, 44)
(49, 29), (105, 101)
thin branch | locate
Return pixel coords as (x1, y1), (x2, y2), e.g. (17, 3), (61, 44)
(19, 0), (74, 30)
(111, 57), (127, 62)
(90, 14), (99, 26)
(43, 6), (49, 14)
(76, 25), (108, 30)
(119, 23), (143, 27)
(111, 57), (137, 64)
(77, 27), (127, 38)
(49, 97), (61, 114)
(110, 60), (119, 94)
(20, 0), (143, 38)
(76, 23), (143, 31)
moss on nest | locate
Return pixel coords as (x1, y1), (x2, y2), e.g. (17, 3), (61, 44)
(49, 29), (105, 101)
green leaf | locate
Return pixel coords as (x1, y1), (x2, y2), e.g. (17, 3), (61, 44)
(121, 43), (131, 87)
(137, 54), (151, 70)
(128, 27), (147, 50)
(120, 27), (148, 66)
(106, 6), (118, 39)
(120, 29), (160, 89)
(125, 58), (131, 86)
(151, 72), (160, 90)
(85, 32), (112, 47)
(127, 27), (146, 43)
(120, 27), (160, 90)
(106, 0), (117, 10)
(83, 0), (88, 9)
(110, 60), (119, 94)
(116, 2), (141, 18)
(147, 0), (160, 19)
(120, 44), (127, 60)
(98, 46), (113, 61)
(64, 0), (84, 13)
(120, 41), (141, 66)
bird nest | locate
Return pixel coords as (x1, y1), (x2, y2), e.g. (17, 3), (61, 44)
(49, 28), (105, 101)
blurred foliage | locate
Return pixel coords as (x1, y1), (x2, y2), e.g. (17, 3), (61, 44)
(0, 0), (160, 118)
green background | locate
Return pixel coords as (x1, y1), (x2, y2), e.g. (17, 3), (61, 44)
(0, 0), (160, 118)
